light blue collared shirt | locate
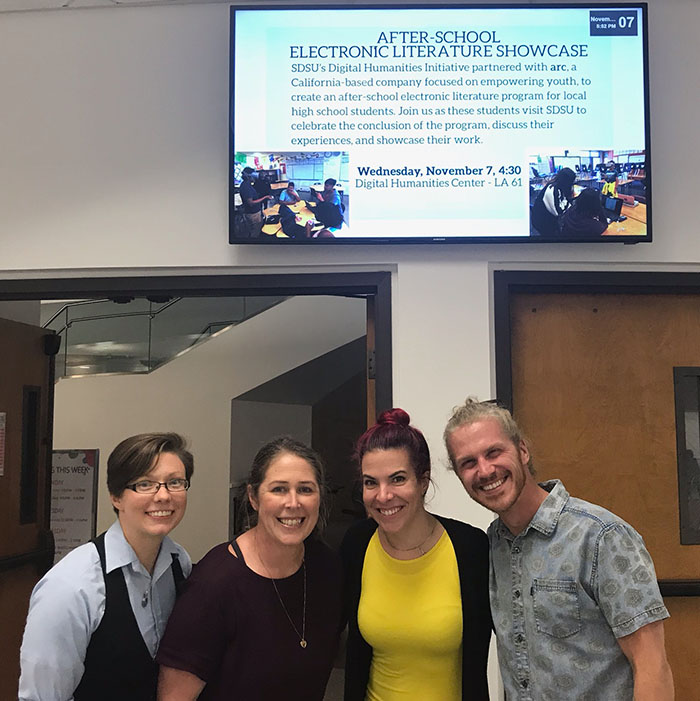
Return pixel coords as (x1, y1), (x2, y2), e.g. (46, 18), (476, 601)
(19, 520), (191, 701)
(488, 480), (669, 701)
(279, 189), (298, 203)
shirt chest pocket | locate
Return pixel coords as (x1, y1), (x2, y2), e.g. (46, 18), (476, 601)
(531, 578), (581, 638)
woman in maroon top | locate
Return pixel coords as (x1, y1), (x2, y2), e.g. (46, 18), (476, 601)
(156, 437), (343, 700)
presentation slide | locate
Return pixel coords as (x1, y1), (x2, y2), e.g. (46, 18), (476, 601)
(231, 5), (648, 242)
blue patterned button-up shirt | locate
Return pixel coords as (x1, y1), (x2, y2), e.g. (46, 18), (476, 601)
(488, 480), (669, 701)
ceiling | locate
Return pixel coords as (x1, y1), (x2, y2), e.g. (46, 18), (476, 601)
(0, 0), (229, 13)
(41, 295), (286, 377)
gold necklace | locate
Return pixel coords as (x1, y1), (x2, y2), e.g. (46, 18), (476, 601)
(257, 535), (307, 649)
(383, 519), (438, 556)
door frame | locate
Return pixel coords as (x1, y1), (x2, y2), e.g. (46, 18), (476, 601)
(0, 320), (57, 576)
(0, 271), (392, 410)
(0, 270), (392, 565)
(493, 269), (700, 597)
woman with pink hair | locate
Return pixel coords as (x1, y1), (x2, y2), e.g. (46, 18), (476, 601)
(341, 409), (491, 701)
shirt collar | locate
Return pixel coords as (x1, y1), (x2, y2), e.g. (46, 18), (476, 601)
(528, 479), (569, 536)
(494, 479), (569, 539)
(104, 519), (180, 580)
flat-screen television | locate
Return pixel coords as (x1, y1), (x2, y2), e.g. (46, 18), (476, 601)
(230, 3), (650, 244)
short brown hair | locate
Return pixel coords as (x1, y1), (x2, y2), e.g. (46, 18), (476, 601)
(107, 432), (194, 506)
(443, 398), (534, 475)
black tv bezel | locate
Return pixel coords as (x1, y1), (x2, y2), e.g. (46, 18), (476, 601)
(229, 2), (651, 245)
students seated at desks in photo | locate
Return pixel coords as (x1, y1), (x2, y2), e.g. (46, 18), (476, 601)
(559, 187), (609, 238)
(312, 178), (342, 207)
(156, 437), (343, 701)
(279, 203), (314, 239)
(279, 181), (301, 204)
(19, 433), (194, 701)
(531, 167), (576, 236)
(311, 178), (344, 229)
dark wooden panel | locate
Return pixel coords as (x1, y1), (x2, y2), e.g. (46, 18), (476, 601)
(0, 317), (54, 698)
(511, 293), (700, 579)
(0, 563), (35, 699)
(664, 598), (700, 698)
(510, 292), (700, 695)
(0, 319), (53, 558)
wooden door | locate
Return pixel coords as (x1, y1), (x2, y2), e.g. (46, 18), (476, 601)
(510, 292), (700, 699)
(0, 318), (57, 700)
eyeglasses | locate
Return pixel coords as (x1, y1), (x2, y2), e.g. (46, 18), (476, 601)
(125, 478), (190, 494)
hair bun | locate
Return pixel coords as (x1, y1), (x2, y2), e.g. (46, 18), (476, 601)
(377, 408), (410, 426)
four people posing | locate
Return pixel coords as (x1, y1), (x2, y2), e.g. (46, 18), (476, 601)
(18, 404), (674, 700)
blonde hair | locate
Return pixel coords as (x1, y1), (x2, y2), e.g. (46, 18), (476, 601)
(443, 398), (534, 475)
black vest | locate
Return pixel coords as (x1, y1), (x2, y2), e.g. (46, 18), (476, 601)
(73, 532), (184, 701)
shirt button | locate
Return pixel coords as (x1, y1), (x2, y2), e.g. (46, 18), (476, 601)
(515, 634), (524, 644)
(521, 679), (529, 688)
(514, 590), (521, 598)
(512, 546), (521, 554)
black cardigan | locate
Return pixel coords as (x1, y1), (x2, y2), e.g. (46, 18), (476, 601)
(340, 515), (492, 701)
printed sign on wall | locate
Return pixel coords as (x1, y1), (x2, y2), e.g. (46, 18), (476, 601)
(51, 449), (99, 563)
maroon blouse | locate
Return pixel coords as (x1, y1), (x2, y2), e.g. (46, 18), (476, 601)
(156, 538), (343, 701)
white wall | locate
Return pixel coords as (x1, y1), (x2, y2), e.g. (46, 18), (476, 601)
(0, 1), (698, 271)
(52, 295), (366, 560)
(0, 301), (40, 325)
(1, 0), (696, 549)
(2, 2), (699, 694)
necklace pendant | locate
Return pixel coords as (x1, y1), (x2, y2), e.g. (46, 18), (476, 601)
(300, 639), (307, 649)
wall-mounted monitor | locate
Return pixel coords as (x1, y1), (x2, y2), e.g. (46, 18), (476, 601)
(552, 156), (582, 172)
(230, 4), (650, 244)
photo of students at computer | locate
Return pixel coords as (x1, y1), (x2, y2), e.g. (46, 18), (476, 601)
(529, 150), (647, 239)
(232, 152), (349, 240)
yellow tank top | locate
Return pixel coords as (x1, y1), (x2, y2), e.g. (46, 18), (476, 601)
(357, 529), (463, 701)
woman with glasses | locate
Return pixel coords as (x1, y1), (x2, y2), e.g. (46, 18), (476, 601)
(156, 436), (343, 700)
(19, 433), (193, 701)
